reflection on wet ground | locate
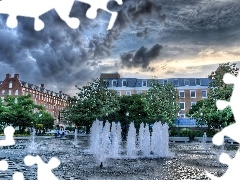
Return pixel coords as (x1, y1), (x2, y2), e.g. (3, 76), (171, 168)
(0, 139), (238, 180)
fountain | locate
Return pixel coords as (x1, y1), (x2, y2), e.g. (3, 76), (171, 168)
(126, 122), (137, 158)
(89, 120), (171, 160)
(27, 128), (38, 153)
(0, 120), (233, 179)
(142, 123), (151, 157)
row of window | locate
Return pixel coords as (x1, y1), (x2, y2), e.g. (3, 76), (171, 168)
(2, 90), (18, 96)
(179, 90), (207, 98)
(111, 78), (202, 87)
(117, 91), (143, 96)
(179, 102), (196, 110)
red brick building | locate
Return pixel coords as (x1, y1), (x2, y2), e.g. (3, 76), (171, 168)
(0, 74), (69, 125)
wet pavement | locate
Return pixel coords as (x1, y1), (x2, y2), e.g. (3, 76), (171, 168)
(0, 139), (238, 180)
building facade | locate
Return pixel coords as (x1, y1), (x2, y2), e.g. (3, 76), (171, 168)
(0, 74), (69, 125)
(100, 73), (211, 126)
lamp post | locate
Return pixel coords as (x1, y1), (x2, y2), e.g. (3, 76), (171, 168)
(200, 112), (203, 129)
(177, 113), (180, 137)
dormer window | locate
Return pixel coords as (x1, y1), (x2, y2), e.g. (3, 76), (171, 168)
(184, 79), (189, 86)
(9, 81), (12, 88)
(112, 80), (117, 87)
(163, 79), (168, 85)
(173, 79), (179, 86)
(142, 80), (147, 87)
(196, 78), (200, 86)
(122, 80), (127, 87)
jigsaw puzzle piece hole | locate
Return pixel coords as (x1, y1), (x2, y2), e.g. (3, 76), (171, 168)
(6, 16), (18, 29)
(34, 18), (44, 31)
(212, 132), (224, 146)
(216, 100), (229, 110)
(86, 8), (98, 19)
(12, 172), (24, 180)
(0, 160), (8, 171)
(223, 73), (236, 84)
(66, 17), (80, 29)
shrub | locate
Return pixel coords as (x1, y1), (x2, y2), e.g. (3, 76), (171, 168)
(180, 128), (192, 137)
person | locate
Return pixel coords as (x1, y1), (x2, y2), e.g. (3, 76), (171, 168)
(54, 129), (58, 138)
(59, 129), (63, 138)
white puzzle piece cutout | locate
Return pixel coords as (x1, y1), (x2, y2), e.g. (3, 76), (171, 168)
(77, 0), (122, 30)
(0, 126), (15, 146)
(0, 0), (80, 31)
(207, 72), (240, 179)
(0, 126), (15, 174)
(0, 0), (122, 31)
(24, 155), (61, 180)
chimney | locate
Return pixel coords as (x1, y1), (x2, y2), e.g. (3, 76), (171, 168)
(14, 74), (19, 79)
(6, 74), (11, 78)
(41, 84), (44, 88)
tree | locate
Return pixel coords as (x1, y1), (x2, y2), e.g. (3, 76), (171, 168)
(2, 94), (43, 133)
(112, 94), (148, 138)
(188, 62), (238, 129)
(33, 111), (55, 134)
(142, 79), (180, 126)
(65, 78), (120, 131)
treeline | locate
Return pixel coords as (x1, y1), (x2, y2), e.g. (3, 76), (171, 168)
(0, 94), (54, 134)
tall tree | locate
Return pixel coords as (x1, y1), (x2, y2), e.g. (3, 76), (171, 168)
(142, 79), (180, 126)
(2, 94), (43, 133)
(188, 62), (238, 129)
(33, 111), (55, 133)
(65, 78), (120, 131)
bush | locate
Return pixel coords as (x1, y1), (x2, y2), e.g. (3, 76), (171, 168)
(180, 128), (192, 137)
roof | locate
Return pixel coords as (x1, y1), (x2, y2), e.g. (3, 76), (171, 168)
(100, 72), (120, 79)
(101, 77), (212, 87)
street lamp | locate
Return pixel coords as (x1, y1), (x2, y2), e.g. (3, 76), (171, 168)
(200, 112), (203, 128)
(177, 112), (180, 137)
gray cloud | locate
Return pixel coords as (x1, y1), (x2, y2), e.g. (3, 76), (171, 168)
(120, 44), (163, 68)
(0, 0), (240, 96)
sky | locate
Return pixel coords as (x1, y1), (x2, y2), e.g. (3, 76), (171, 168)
(0, 0), (240, 96)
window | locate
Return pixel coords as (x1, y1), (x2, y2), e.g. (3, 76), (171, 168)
(196, 78), (200, 86)
(191, 102), (196, 108)
(8, 90), (12, 95)
(163, 80), (168, 85)
(122, 80), (127, 87)
(180, 102), (185, 110)
(184, 79), (189, 86)
(15, 98), (18, 103)
(1, 97), (4, 102)
(202, 90), (207, 98)
(142, 80), (147, 87)
(9, 81), (12, 88)
(137, 91), (142, 95)
(173, 79), (179, 86)
(117, 91), (121, 96)
(112, 80), (117, 87)
(190, 90), (196, 98)
(126, 91), (131, 96)
(15, 90), (18, 95)
(2, 90), (5, 96)
(179, 90), (185, 98)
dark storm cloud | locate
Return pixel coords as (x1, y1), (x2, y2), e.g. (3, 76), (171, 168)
(120, 44), (163, 68)
(1, 0), (240, 96)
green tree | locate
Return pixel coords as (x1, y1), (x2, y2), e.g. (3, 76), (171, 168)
(65, 78), (120, 132)
(142, 79), (180, 126)
(188, 62), (238, 129)
(2, 95), (42, 133)
(112, 94), (148, 138)
(33, 111), (55, 134)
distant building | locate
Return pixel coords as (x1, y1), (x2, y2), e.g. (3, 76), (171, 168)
(0, 74), (69, 125)
(100, 72), (211, 127)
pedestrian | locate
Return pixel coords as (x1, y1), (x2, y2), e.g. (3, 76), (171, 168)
(54, 128), (58, 138)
